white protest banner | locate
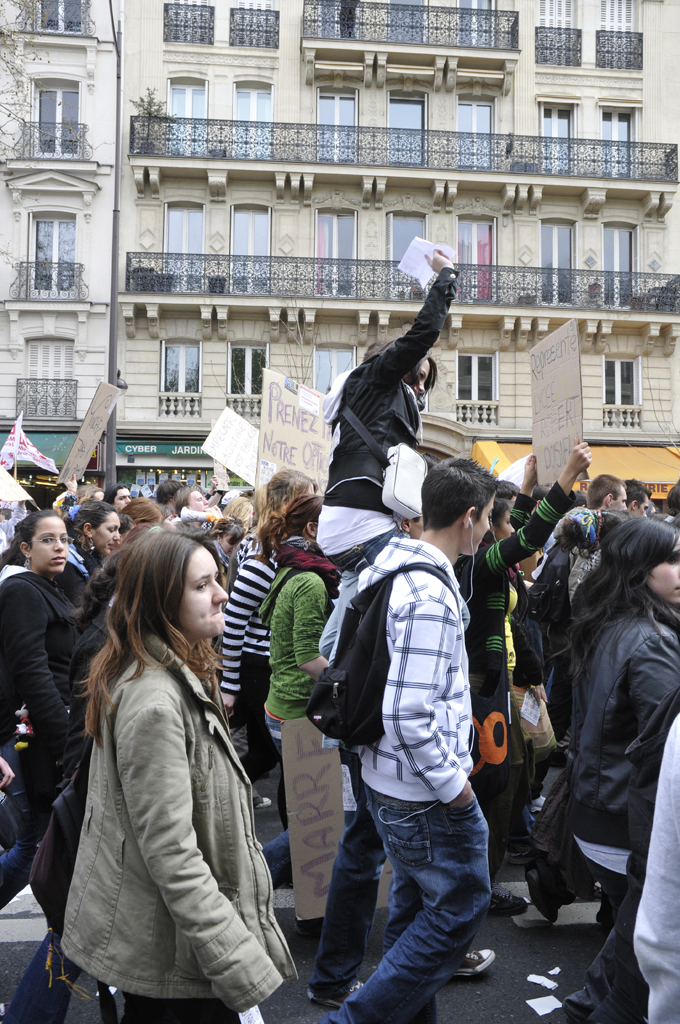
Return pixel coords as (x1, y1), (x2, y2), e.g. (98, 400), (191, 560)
(257, 370), (333, 492)
(57, 382), (121, 485)
(202, 407), (259, 486)
(0, 467), (32, 503)
(0, 414), (22, 472)
(209, 420), (231, 492)
(531, 319), (583, 486)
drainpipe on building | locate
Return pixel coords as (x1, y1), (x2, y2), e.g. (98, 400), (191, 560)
(105, 0), (123, 487)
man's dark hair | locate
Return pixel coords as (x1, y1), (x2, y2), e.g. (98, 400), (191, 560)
(156, 478), (183, 506)
(668, 482), (680, 516)
(532, 484), (550, 502)
(572, 491), (587, 507)
(495, 480), (519, 501)
(421, 451), (441, 472)
(586, 473), (626, 509)
(624, 478), (652, 508)
(363, 338), (437, 393)
(422, 457), (496, 531)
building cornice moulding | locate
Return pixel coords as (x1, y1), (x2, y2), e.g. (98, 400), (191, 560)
(535, 73), (642, 89)
(163, 51), (278, 68)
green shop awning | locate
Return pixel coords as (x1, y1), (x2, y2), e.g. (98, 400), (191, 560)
(0, 431), (76, 465)
(117, 441), (207, 457)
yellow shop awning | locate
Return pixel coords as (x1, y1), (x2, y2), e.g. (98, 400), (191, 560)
(471, 441), (680, 502)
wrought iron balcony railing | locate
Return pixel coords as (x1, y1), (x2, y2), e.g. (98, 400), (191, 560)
(16, 378), (77, 419)
(303, 0), (519, 49)
(535, 26), (582, 66)
(10, 262), (88, 300)
(229, 8), (279, 47)
(163, 3), (214, 44)
(18, 121), (92, 160)
(596, 30), (643, 69)
(125, 253), (680, 313)
(129, 115), (678, 182)
(18, 0), (95, 35)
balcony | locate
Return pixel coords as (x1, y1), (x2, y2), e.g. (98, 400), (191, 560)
(229, 8), (279, 48)
(596, 30), (643, 70)
(18, 122), (92, 161)
(602, 405), (642, 429)
(227, 395), (262, 425)
(303, 0), (518, 50)
(125, 253), (680, 313)
(163, 3), (214, 44)
(18, 0), (94, 35)
(535, 27), (582, 66)
(10, 262), (88, 300)
(129, 115), (678, 182)
(455, 402), (499, 427)
(159, 393), (203, 418)
(16, 378), (77, 419)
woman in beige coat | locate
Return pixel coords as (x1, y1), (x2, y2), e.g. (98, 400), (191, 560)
(62, 528), (296, 1023)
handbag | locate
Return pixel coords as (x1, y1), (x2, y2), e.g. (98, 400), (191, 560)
(341, 406), (426, 518)
(512, 685), (557, 763)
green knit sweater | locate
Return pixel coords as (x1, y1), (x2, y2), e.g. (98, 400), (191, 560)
(259, 568), (331, 721)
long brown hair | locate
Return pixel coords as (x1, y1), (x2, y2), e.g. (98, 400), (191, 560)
(257, 493), (324, 562)
(85, 528), (221, 744)
(125, 497), (163, 525)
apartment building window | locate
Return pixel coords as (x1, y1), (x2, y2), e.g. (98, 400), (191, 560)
(540, 105), (572, 173)
(458, 220), (493, 264)
(231, 207), (270, 293)
(27, 339), (74, 378)
(231, 0), (278, 48)
(456, 353), (498, 401)
(318, 91), (357, 162)
(36, 84), (79, 156)
(388, 214), (426, 261)
(161, 340), (201, 393)
(458, 101), (492, 134)
(166, 207), (204, 253)
(314, 348), (356, 394)
(541, 222), (574, 303)
(167, 81), (207, 156)
(169, 81), (206, 118)
(316, 211), (356, 295)
(388, 95), (425, 166)
(457, 100), (493, 170)
(600, 0), (633, 31)
(603, 225), (636, 305)
(459, 0), (492, 8)
(539, 0), (573, 27)
(34, 216), (76, 290)
(604, 357), (640, 406)
(602, 109), (631, 141)
(40, 0), (87, 33)
(235, 0), (274, 8)
(228, 345), (267, 394)
(235, 85), (271, 121)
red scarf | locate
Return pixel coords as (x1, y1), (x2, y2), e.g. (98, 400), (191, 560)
(276, 542), (340, 600)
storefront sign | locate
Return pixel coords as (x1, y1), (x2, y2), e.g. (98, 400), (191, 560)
(116, 442), (207, 456)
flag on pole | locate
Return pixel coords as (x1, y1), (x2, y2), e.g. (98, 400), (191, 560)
(0, 413), (59, 475)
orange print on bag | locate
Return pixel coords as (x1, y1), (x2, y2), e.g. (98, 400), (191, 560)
(470, 712), (507, 776)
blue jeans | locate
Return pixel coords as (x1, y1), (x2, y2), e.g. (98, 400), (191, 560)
(0, 739), (49, 909)
(6, 932), (80, 1024)
(320, 788), (491, 1024)
(309, 750), (387, 999)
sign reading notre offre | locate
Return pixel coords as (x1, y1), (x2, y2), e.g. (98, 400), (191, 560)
(257, 370), (333, 491)
(531, 319), (583, 486)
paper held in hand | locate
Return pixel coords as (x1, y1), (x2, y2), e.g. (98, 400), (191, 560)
(397, 237), (455, 289)
(202, 406), (259, 486)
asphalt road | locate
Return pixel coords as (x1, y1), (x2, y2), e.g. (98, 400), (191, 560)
(0, 768), (605, 1023)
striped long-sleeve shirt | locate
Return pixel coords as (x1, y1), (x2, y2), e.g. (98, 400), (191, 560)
(221, 538), (276, 693)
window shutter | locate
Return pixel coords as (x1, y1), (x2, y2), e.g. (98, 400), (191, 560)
(27, 343), (39, 378)
(539, 0), (547, 25)
(236, 0), (273, 8)
(624, 0), (633, 30)
(562, 0), (573, 28)
(632, 225), (639, 272)
(634, 356), (642, 406)
(492, 351), (499, 401)
(386, 213), (393, 260)
(63, 343), (73, 378)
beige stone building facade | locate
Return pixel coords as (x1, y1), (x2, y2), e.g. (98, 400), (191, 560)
(116, 0), (680, 493)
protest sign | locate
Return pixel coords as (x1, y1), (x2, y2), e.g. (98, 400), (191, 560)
(57, 382), (120, 485)
(0, 467), (32, 503)
(209, 420), (232, 491)
(202, 407), (258, 486)
(531, 319), (583, 486)
(257, 370), (333, 491)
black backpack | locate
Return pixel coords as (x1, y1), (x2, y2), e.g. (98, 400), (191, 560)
(527, 544), (571, 625)
(306, 563), (454, 747)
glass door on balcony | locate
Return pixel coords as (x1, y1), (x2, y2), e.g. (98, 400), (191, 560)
(314, 348), (355, 394)
(316, 213), (355, 296)
(601, 109), (631, 177)
(232, 208), (270, 294)
(161, 341), (201, 394)
(40, 0), (85, 32)
(38, 87), (79, 156)
(169, 84), (206, 157)
(457, 353), (496, 401)
(318, 93), (356, 164)
(24, 341), (75, 417)
(388, 96), (425, 167)
(604, 358), (638, 406)
(234, 87), (272, 159)
(603, 226), (633, 306)
(541, 223), (572, 304)
(457, 101), (492, 170)
(458, 0), (493, 48)
(389, 0), (425, 45)
(542, 106), (571, 174)
(389, 214), (426, 298)
(166, 207), (203, 291)
(457, 221), (493, 301)
(34, 218), (76, 295)
(229, 346), (267, 394)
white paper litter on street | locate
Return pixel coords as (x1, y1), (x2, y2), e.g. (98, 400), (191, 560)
(239, 1008), (265, 1024)
(526, 995), (563, 1015)
(397, 237), (455, 289)
(528, 974), (559, 990)
(548, 967), (561, 975)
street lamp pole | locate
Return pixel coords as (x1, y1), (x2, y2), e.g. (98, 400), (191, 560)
(105, 2), (123, 488)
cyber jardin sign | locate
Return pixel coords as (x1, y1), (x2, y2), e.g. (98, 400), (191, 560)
(116, 442), (208, 457)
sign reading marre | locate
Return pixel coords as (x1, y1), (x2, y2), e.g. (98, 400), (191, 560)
(257, 370), (333, 491)
(57, 383), (120, 485)
(531, 319), (583, 485)
(203, 407), (259, 486)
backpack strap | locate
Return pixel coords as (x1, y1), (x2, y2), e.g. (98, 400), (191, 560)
(357, 561), (455, 609)
(341, 406), (391, 471)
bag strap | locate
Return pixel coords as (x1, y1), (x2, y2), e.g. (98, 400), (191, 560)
(341, 406), (390, 471)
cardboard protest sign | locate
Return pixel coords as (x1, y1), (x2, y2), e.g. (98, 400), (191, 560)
(202, 407), (259, 486)
(257, 370), (333, 492)
(57, 382), (120, 485)
(531, 319), (583, 486)
(209, 420), (233, 491)
(0, 467), (32, 503)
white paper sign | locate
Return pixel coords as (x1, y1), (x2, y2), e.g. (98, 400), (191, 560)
(202, 406), (259, 486)
(521, 689), (542, 727)
(397, 237), (455, 289)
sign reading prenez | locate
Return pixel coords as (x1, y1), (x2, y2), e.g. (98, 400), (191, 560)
(531, 319), (583, 486)
(257, 370), (333, 491)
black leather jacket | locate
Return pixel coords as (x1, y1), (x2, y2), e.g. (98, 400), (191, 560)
(324, 267), (457, 514)
(568, 617), (680, 849)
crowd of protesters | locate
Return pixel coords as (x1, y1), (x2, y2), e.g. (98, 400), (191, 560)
(0, 249), (679, 1023)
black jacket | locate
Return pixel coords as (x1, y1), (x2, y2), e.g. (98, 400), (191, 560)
(62, 609), (108, 779)
(324, 267), (457, 514)
(0, 572), (76, 758)
(55, 542), (102, 607)
(569, 617), (680, 849)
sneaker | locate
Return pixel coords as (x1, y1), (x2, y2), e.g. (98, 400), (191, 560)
(0, 1004), (9, 1022)
(294, 916), (324, 938)
(525, 867), (559, 923)
(308, 980), (363, 1008)
(488, 882), (528, 916)
(530, 795), (546, 815)
(252, 793), (271, 810)
(454, 949), (495, 977)
(506, 843), (541, 865)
